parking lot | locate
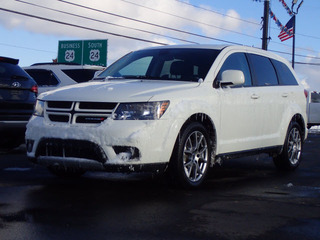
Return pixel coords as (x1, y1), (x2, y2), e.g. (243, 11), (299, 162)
(0, 131), (320, 240)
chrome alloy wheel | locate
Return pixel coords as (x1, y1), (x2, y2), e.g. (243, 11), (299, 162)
(183, 130), (209, 182)
(287, 127), (302, 166)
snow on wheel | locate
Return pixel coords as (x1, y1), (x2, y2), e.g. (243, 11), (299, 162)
(170, 122), (211, 188)
(273, 122), (303, 171)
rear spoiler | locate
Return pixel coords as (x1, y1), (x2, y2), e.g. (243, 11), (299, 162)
(0, 56), (19, 65)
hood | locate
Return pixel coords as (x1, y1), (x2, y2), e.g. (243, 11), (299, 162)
(39, 79), (200, 102)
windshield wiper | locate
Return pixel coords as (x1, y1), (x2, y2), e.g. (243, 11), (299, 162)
(122, 75), (162, 80)
(91, 76), (125, 81)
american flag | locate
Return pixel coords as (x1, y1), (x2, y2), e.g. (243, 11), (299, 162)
(278, 16), (294, 42)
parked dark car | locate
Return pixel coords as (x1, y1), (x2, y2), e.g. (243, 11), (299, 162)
(0, 56), (38, 150)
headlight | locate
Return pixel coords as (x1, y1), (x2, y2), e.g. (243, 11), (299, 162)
(113, 101), (169, 120)
(34, 100), (45, 117)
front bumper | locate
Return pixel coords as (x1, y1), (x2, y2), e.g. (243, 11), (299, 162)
(26, 115), (177, 173)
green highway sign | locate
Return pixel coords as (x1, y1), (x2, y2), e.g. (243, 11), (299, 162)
(58, 39), (108, 66)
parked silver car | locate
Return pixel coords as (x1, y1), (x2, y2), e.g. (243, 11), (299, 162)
(24, 63), (104, 93)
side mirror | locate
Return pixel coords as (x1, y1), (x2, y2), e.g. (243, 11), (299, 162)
(220, 70), (245, 87)
(93, 70), (103, 78)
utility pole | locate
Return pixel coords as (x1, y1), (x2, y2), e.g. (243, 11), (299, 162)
(292, 14), (296, 68)
(261, 0), (270, 50)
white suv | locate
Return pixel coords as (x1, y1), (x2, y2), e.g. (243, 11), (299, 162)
(25, 45), (308, 188)
(24, 63), (104, 93)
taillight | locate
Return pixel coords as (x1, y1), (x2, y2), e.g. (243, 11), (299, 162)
(304, 89), (308, 98)
(31, 85), (38, 94)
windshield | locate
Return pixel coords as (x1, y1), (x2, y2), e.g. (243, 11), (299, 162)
(99, 48), (220, 82)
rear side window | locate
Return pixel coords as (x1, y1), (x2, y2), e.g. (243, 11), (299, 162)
(25, 69), (59, 86)
(217, 53), (252, 87)
(271, 59), (298, 86)
(248, 54), (278, 86)
(311, 92), (320, 103)
(0, 62), (30, 80)
(62, 69), (98, 83)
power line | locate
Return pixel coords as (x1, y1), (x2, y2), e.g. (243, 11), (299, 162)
(56, 0), (241, 45)
(269, 38), (320, 54)
(0, 42), (56, 53)
(15, 0), (198, 45)
(175, 0), (261, 26)
(176, 0), (320, 53)
(0, 7), (168, 45)
(56, 0), (320, 57)
(119, 0), (261, 40)
(2, 2), (320, 63)
(176, 0), (320, 41)
(269, 49), (320, 61)
(294, 62), (320, 66)
(297, 33), (320, 40)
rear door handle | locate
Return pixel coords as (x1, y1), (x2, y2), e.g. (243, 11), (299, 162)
(282, 93), (289, 98)
(251, 94), (260, 99)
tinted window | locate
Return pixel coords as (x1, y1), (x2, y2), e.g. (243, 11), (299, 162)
(311, 92), (320, 103)
(62, 69), (98, 83)
(0, 62), (30, 80)
(248, 54), (278, 86)
(100, 49), (220, 82)
(25, 69), (59, 86)
(217, 53), (252, 87)
(271, 59), (298, 85)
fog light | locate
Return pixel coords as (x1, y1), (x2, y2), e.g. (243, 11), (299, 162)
(113, 146), (140, 161)
(26, 140), (34, 153)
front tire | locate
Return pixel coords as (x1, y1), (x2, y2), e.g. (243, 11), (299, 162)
(170, 122), (211, 189)
(273, 122), (303, 171)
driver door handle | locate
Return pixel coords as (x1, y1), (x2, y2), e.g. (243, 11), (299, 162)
(251, 94), (260, 99)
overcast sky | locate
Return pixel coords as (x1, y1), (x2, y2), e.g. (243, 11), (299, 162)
(1, 0), (319, 90)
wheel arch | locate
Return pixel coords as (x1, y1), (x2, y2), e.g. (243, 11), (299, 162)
(175, 113), (217, 166)
(291, 113), (307, 142)
(274, 114), (305, 171)
(278, 113), (306, 156)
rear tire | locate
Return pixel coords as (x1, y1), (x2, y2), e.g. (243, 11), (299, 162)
(273, 122), (303, 171)
(169, 122), (211, 189)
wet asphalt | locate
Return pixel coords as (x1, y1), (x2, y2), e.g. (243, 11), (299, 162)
(0, 132), (320, 240)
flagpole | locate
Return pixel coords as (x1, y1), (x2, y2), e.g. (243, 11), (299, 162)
(292, 14), (296, 69)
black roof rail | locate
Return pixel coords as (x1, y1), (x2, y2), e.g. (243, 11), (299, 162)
(31, 62), (81, 66)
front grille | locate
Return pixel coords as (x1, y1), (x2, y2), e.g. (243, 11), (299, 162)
(47, 101), (72, 109)
(36, 138), (107, 163)
(45, 101), (117, 124)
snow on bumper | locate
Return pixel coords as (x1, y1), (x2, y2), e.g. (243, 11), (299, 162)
(25, 116), (176, 172)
